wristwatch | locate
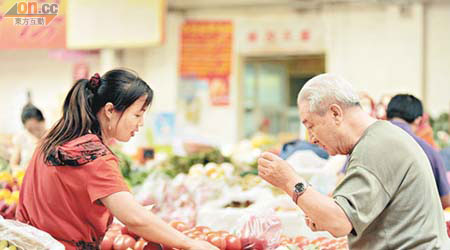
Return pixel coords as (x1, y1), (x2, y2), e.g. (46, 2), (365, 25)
(292, 181), (310, 204)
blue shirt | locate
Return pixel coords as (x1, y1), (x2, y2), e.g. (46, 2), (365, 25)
(440, 147), (450, 171)
(280, 139), (329, 160)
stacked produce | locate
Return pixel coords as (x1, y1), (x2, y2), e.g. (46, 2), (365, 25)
(101, 221), (348, 250)
(113, 148), (151, 187)
(0, 240), (18, 250)
(159, 149), (231, 178)
(0, 170), (24, 219)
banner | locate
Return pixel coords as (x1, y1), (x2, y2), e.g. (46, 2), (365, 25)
(179, 20), (233, 106)
(66, 0), (165, 49)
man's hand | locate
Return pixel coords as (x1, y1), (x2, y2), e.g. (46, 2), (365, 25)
(258, 152), (353, 237)
(305, 216), (319, 231)
(257, 151), (303, 194)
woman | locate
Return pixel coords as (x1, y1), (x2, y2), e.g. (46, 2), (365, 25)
(16, 69), (217, 250)
(10, 104), (46, 170)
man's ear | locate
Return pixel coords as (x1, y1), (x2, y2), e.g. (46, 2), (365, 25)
(413, 116), (422, 127)
(329, 104), (344, 125)
(104, 102), (115, 120)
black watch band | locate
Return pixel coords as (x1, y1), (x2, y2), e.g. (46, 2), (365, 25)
(292, 181), (310, 204)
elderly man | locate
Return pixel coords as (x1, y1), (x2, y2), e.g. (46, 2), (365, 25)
(258, 74), (448, 249)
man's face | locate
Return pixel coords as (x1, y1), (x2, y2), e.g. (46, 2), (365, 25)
(298, 101), (341, 156)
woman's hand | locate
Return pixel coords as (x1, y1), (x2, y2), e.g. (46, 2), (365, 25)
(102, 192), (219, 250)
(185, 239), (219, 250)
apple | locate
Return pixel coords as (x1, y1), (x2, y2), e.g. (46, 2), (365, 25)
(225, 234), (241, 250)
(144, 242), (164, 250)
(0, 200), (8, 213)
(100, 234), (114, 250)
(295, 236), (310, 248)
(134, 238), (148, 250)
(113, 234), (136, 250)
(207, 233), (226, 250)
(193, 226), (211, 234)
(169, 221), (189, 232)
(3, 203), (16, 219)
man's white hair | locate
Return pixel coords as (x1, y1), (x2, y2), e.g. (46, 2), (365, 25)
(298, 73), (360, 115)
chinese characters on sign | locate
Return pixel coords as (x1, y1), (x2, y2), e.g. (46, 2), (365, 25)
(236, 19), (324, 53)
(0, 0), (66, 49)
(14, 17), (45, 25)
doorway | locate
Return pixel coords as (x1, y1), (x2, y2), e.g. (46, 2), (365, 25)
(240, 54), (325, 140)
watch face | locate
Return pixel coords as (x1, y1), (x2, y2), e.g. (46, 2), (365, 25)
(295, 182), (306, 193)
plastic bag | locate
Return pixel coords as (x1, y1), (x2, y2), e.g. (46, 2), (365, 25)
(0, 216), (64, 250)
(236, 210), (282, 250)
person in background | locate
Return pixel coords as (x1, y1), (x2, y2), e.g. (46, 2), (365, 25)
(280, 139), (329, 161)
(257, 74), (448, 249)
(441, 146), (450, 172)
(16, 69), (218, 250)
(10, 104), (46, 170)
(386, 94), (450, 209)
(416, 113), (440, 149)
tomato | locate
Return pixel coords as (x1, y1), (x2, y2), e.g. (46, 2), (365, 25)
(169, 221), (189, 232)
(207, 233), (226, 250)
(144, 242), (164, 250)
(225, 234), (241, 250)
(194, 226), (211, 234)
(280, 235), (294, 245)
(100, 234), (114, 250)
(113, 235), (124, 250)
(294, 236), (310, 247)
(185, 230), (206, 240)
(324, 242), (339, 250)
(311, 236), (327, 244)
(214, 230), (230, 237)
(105, 229), (121, 241)
(134, 238), (148, 250)
(113, 234), (136, 250)
(195, 233), (208, 241)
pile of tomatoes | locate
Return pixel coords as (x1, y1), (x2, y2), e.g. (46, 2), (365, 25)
(280, 235), (348, 250)
(100, 221), (241, 250)
(100, 221), (349, 250)
(100, 223), (149, 250)
(173, 223), (241, 250)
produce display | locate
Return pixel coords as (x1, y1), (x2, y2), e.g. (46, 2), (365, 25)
(101, 221), (348, 250)
(447, 221), (450, 237)
(113, 148), (150, 187)
(0, 216), (65, 250)
(0, 240), (18, 250)
(159, 149), (231, 178)
(0, 170), (23, 219)
(0, 138), (446, 249)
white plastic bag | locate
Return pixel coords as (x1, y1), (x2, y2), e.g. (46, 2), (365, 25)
(0, 217), (64, 250)
(236, 209), (282, 250)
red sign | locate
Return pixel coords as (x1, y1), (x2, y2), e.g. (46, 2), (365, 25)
(179, 20), (232, 105)
(179, 20), (233, 78)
